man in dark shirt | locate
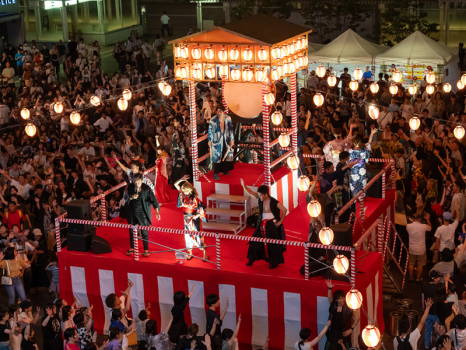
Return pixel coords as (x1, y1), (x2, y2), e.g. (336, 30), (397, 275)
(68, 36), (78, 58)
(63, 148), (79, 171)
(205, 294), (229, 336)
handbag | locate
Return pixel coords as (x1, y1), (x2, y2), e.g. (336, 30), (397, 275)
(1, 261), (12, 285)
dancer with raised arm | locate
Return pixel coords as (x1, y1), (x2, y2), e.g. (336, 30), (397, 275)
(241, 179), (287, 269)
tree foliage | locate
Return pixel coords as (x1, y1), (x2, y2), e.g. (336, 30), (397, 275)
(379, 0), (439, 45)
(301, 0), (371, 43)
(231, 0), (293, 20)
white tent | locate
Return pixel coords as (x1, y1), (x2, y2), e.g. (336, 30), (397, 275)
(308, 29), (387, 64)
(374, 31), (457, 66)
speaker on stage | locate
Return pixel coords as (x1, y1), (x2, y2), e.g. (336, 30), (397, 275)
(65, 199), (92, 234)
(327, 223), (353, 281)
(366, 163), (383, 198)
(65, 199), (94, 252)
(92, 236), (112, 254)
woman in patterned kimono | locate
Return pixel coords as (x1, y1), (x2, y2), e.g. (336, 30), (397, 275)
(208, 105), (234, 181)
(174, 175), (208, 261)
(348, 129), (377, 196)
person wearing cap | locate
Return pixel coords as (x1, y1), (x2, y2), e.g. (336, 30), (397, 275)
(0, 247), (27, 304)
(434, 212), (458, 261)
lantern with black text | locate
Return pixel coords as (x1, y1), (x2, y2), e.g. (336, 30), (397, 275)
(255, 69), (266, 83)
(219, 64), (229, 78)
(271, 46), (282, 60)
(458, 81), (465, 90)
(218, 48), (228, 62)
(242, 68), (254, 82)
(205, 66), (216, 79)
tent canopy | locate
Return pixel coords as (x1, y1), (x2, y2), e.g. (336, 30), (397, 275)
(308, 29), (387, 65)
(374, 31), (457, 66)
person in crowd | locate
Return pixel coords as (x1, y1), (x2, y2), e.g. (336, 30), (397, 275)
(208, 105), (234, 181)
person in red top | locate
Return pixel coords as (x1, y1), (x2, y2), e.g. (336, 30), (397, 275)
(3, 202), (25, 230)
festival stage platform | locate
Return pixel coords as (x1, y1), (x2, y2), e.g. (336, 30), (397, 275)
(58, 188), (392, 350)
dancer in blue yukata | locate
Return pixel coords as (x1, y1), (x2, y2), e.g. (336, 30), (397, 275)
(348, 128), (377, 196)
(208, 105), (234, 181)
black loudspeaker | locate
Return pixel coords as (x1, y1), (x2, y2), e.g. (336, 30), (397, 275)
(67, 230), (95, 252)
(327, 223), (353, 281)
(65, 199), (92, 234)
(366, 164), (383, 198)
(92, 236), (112, 254)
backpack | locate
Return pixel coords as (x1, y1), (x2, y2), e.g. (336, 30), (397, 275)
(396, 333), (413, 350)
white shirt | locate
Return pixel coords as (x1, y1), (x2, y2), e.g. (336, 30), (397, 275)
(401, 104), (414, 122)
(295, 341), (311, 350)
(434, 221), (459, 251)
(10, 180), (32, 199)
(160, 14), (170, 24)
(447, 328), (466, 350)
(393, 328), (421, 350)
(94, 116), (113, 132)
(406, 222), (431, 255)
(78, 146), (96, 156)
(0, 105), (10, 124)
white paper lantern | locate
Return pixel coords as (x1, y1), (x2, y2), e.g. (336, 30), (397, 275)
(255, 69), (266, 83)
(333, 255), (349, 274)
(271, 111), (283, 125)
(179, 45), (188, 59)
(346, 289), (363, 310)
(313, 93), (324, 107)
(219, 64), (229, 78)
(426, 84), (435, 95)
(426, 72), (436, 84)
(242, 68), (253, 82)
(316, 65), (326, 78)
(353, 68), (363, 80)
(393, 70), (402, 83)
(458, 81), (465, 90)
(54, 102), (63, 114)
(297, 176), (311, 192)
(243, 47), (253, 62)
(20, 108), (30, 120)
(264, 92), (275, 106)
(191, 46), (201, 60)
(117, 97), (128, 111)
(204, 46), (214, 60)
(328, 75), (337, 87)
(370, 83), (379, 94)
(461, 74), (466, 86)
(368, 106), (379, 120)
(443, 83), (451, 93)
(409, 116), (420, 130)
(218, 49), (228, 62)
(319, 227), (334, 245)
(278, 133), (290, 147)
(389, 85), (398, 95)
(307, 200), (321, 217)
(349, 80), (359, 91)
(454, 126), (465, 139)
(286, 155), (299, 170)
(90, 95), (100, 106)
(70, 111), (81, 125)
(362, 325), (381, 348)
(25, 123), (36, 137)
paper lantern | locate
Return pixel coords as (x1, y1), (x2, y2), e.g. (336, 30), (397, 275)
(70, 111), (81, 125)
(393, 70), (402, 83)
(271, 111), (283, 125)
(264, 92), (275, 106)
(218, 49), (228, 62)
(90, 95), (100, 106)
(122, 89), (132, 100)
(462, 74), (466, 86)
(243, 48), (253, 62)
(280, 46), (286, 58)
(346, 289), (363, 310)
(204, 46), (214, 60)
(349, 80), (359, 92)
(230, 68), (241, 81)
(287, 155), (299, 170)
(278, 133), (290, 147)
(333, 255), (349, 274)
(307, 200), (321, 217)
(160, 82), (172, 96)
(426, 72), (436, 84)
(191, 46), (201, 60)
(353, 68), (363, 80)
(313, 93), (324, 107)
(25, 123), (36, 137)
(271, 46), (282, 60)
(255, 69), (266, 83)
(409, 116), (420, 130)
(282, 44), (290, 57)
(283, 62), (290, 75)
(54, 102), (63, 114)
(296, 38), (303, 50)
(258, 47), (268, 61)
(443, 83), (451, 93)
(316, 65), (326, 78)
(219, 64), (229, 78)
(298, 56), (305, 68)
(242, 68), (254, 82)
(277, 65), (284, 78)
(328, 75), (337, 87)
(271, 69), (280, 81)
(174, 46), (181, 59)
(229, 47), (239, 61)
(192, 67), (202, 80)
(426, 84), (435, 95)
(370, 83), (379, 94)
(458, 81), (465, 90)
(389, 85), (398, 95)
(175, 65), (188, 79)
(205, 66), (216, 79)
(319, 227), (334, 245)
(297, 175), (311, 192)
(454, 126), (465, 139)
(117, 97), (128, 110)
(362, 325), (381, 348)
(303, 56), (309, 67)
(179, 45), (188, 59)
(289, 62), (296, 74)
(20, 108), (30, 120)
(368, 106), (379, 120)
(408, 85), (417, 95)
(289, 42), (295, 55)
